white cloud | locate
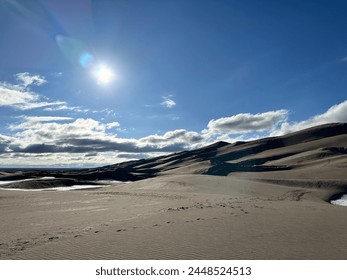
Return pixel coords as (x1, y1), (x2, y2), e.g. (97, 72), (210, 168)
(15, 72), (47, 88)
(0, 134), (16, 153)
(22, 116), (74, 123)
(43, 104), (89, 113)
(0, 151), (127, 168)
(4, 116), (197, 155)
(106, 122), (120, 129)
(0, 77), (64, 111)
(8, 116), (74, 130)
(204, 110), (288, 135)
(140, 129), (203, 148)
(0, 84), (38, 106)
(16, 101), (66, 111)
(271, 100), (347, 136)
(10, 118), (106, 137)
(341, 56), (347, 62)
(100, 108), (116, 117)
(161, 96), (176, 108)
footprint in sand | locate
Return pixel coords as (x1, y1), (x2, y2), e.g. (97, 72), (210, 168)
(48, 236), (59, 241)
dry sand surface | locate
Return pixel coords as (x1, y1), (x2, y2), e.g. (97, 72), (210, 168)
(1, 174), (347, 259)
(0, 123), (346, 259)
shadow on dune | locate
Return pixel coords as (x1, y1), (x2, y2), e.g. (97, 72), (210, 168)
(204, 162), (290, 176)
(0, 123), (346, 190)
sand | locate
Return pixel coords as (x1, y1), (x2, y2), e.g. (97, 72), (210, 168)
(0, 174), (346, 260)
(0, 123), (346, 259)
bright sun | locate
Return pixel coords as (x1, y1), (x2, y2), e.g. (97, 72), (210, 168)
(94, 65), (114, 85)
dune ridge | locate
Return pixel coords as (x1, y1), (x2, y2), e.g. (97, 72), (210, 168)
(1, 122), (346, 189)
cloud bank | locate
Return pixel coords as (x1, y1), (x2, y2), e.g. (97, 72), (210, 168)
(0, 99), (346, 167)
(0, 72), (346, 167)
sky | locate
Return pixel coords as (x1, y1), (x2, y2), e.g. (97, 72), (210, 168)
(0, 0), (347, 168)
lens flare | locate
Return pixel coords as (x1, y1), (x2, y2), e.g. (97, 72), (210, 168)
(79, 52), (94, 68)
(56, 35), (92, 67)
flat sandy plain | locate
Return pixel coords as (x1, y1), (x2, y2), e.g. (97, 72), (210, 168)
(1, 123), (346, 259)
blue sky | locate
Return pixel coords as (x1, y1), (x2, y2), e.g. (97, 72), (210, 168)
(0, 0), (347, 167)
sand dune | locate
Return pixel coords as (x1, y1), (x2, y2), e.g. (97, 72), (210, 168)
(0, 123), (346, 259)
(1, 123), (346, 184)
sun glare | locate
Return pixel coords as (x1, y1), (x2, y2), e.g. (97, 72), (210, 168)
(94, 65), (114, 85)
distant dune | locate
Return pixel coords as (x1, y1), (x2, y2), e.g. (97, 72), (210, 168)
(1, 122), (346, 186)
(0, 123), (346, 259)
